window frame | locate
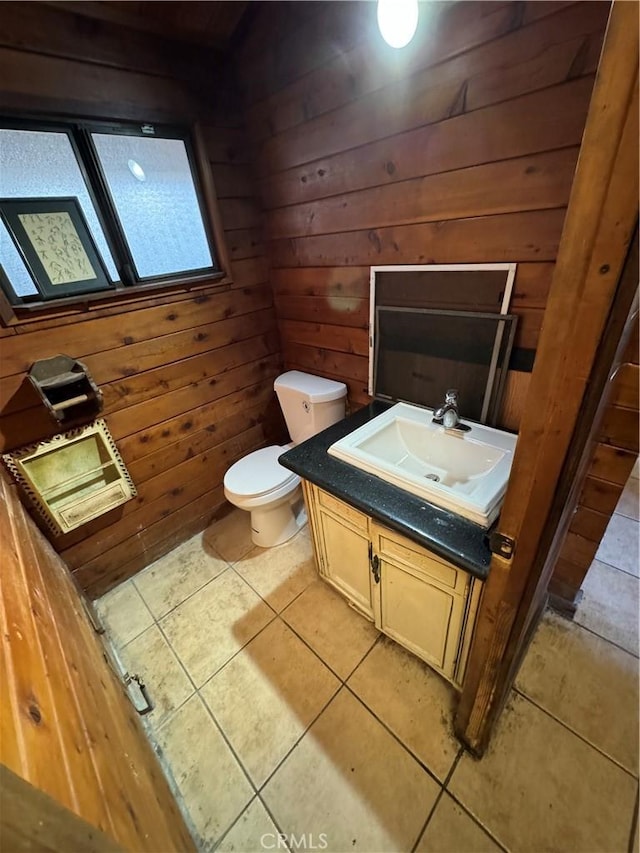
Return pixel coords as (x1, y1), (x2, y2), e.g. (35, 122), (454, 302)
(0, 114), (229, 321)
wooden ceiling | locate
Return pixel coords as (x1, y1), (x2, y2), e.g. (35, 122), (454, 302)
(48, 1), (250, 48)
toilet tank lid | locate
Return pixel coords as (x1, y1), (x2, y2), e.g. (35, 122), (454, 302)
(274, 371), (347, 403)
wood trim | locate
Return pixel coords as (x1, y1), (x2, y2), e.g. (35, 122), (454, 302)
(194, 121), (232, 282)
(549, 234), (639, 602)
(0, 764), (123, 853)
(455, 0), (639, 754)
(0, 273), (230, 328)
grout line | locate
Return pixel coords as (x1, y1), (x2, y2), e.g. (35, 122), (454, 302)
(126, 611), (294, 849)
(211, 794), (292, 853)
(209, 794), (260, 852)
(252, 681), (343, 795)
(613, 506), (640, 522)
(593, 555), (640, 581)
(141, 561), (233, 624)
(226, 559), (308, 616)
(102, 513), (638, 852)
(122, 615), (201, 733)
(135, 547), (456, 809)
(98, 581), (157, 650)
(342, 684), (446, 789)
(442, 747), (464, 788)
(627, 783), (639, 853)
(147, 688), (194, 734)
(345, 630), (383, 673)
(254, 794), (293, 853)
(443, 787), (510, 853)
(410, 787), (445, 853)
(113, 526), (483, 847)
(513, 687), (639, 780)
(154, 618), (198, 688)
(197, 691), (262, 797)
(571, 616), (639, 660)
(277, 610), (378, 685)
(195, 607), (280, 694)
(409, 748), (466, 853)
(136, 563), (230, 620)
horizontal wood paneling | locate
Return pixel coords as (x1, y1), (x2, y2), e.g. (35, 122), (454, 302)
(250, 3), (606, 172)
(579, 475), (624, 516)
(74, 485), (227, 597)
(0, 45), (205, 121)
(1, 286), (274, 381)
(0, 1), (221, 83)
(552, 304), (639, 600)
(238, 1), (607, 427)
(270, 209), (568, 268)
(243, 2), (584, 137)
(259, 78), (595, 210)
(0, 4), (281, 596)
(0, 472), (194, 849)
(267, 148), (580, 239)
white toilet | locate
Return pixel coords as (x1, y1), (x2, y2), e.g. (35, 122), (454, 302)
(223, 371), (347, 548)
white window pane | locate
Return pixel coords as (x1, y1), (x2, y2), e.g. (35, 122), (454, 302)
(0, 129), (119, 284)
(92, 134), (214, 279)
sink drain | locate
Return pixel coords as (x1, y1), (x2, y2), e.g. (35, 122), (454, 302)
(425, 473), (440, 482)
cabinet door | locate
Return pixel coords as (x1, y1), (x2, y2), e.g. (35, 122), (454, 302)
(314, 490), (374, 620)
(372, 524), (469, 680)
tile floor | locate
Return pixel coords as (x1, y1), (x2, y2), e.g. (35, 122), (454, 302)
(97, 474), (640, 853)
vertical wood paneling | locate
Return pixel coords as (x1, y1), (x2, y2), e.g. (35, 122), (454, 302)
(0, 3), (282, 597)
(0, 473), (194, 850)
(237, 1), (608, 427)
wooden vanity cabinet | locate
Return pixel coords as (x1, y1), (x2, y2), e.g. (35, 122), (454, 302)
(307, 485), (375, 619)
(303, 482), (482, 687)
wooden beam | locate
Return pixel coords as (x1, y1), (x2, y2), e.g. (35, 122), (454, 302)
(455, 0), (639, 754)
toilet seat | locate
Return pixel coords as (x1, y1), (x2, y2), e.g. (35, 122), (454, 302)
(224, 445), (300, 506)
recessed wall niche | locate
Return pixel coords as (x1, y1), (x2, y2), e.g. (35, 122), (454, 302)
(2, 419), (136, 535)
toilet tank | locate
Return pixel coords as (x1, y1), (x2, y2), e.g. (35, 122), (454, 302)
(274, 371), (347, 445)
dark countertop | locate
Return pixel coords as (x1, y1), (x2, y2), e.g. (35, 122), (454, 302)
(279, 401), (493, 581)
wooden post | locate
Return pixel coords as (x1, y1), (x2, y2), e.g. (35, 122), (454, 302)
(455, 0), (639, 754)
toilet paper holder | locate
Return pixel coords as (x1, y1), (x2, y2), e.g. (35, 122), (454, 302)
(28, 355), (103, 426)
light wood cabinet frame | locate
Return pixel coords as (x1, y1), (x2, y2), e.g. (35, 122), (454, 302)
(303, 481), (482, 688)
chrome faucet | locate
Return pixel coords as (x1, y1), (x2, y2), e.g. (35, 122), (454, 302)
(433, 389), (469, 431)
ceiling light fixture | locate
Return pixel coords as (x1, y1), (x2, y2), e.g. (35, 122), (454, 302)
(377, 0), (419, 49)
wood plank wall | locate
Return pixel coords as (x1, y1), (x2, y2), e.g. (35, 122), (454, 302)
(551, 314), (640, 603)
(0, 3), (283, 598)
(0, 471), (194, 851)
(236, 0), (609, 425)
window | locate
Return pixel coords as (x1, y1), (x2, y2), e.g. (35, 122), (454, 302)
(0, 118), (222, 308)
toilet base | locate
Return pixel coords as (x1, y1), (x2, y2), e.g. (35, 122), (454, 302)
(249, 489), (307, 548)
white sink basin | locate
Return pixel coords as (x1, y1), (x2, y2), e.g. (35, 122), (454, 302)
(328, 402), (517, 527)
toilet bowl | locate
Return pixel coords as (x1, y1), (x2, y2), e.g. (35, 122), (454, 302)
(223, 371), (347, 548)
(223, 445), (304, 548)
